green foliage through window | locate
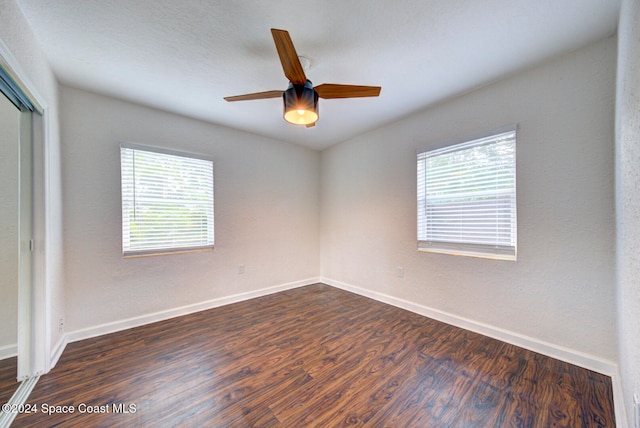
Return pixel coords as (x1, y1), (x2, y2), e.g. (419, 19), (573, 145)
(121, 144), (214, 256)
(417, 129), (516, 260)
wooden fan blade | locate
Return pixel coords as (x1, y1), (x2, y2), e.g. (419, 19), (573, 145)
(315, 84), (381, 99)
(271, 29), (307, 84)
(306, 122), (316, 128)
(224, 90), (283, 102)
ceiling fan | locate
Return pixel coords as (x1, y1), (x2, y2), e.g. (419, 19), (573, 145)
(224, 29), (381, 127)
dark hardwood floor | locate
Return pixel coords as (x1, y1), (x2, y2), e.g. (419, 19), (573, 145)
(0, 356), (18, 406)
(11, 284), (614, 427)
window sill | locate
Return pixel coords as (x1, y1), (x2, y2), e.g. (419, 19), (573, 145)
(124, 247), (214, 259)
(418, 247), (516, 261)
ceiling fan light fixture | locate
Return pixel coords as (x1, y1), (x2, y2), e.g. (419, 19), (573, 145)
(224, 29), (380, 126)
(283, 80), (318, 126)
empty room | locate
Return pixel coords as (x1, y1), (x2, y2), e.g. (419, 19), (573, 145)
(1, 0), (639, 427)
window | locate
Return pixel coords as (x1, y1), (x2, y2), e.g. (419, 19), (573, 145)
(417, 128), (516, 260)
(120, 143), (214, 257)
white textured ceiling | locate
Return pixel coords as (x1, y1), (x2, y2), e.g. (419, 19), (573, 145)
(16, 0), (620, 150)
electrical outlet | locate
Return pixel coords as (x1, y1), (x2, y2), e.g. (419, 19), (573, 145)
(238, 265), (245, 275)
(396, 267), (404, 278)
(58, 318), (64, 332)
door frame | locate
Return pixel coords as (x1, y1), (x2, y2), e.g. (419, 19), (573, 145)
(0, 38), (50, 380)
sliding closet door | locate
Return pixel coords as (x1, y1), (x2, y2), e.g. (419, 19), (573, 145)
(0, 91), (20, 365)
(17, 108), (32, 380)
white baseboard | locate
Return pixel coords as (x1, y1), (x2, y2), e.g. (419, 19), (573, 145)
(50, 335), (67, 370)
(0, 344), (17, 361)
(65, 277), (320, 344)
(612, 368), (630, 428)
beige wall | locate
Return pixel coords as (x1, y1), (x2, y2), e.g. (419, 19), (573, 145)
(60, 86), (320, 331)
(321, 37), (617, 362)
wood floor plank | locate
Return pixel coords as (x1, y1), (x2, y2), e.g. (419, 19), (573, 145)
(0, 356), (18, 406)
(11, 284), (615, 427)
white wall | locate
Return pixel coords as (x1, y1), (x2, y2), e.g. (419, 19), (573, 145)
(616, 0), (640, 426)
(60, 86), (320, 331)
(0, 93), (20, 353)
(321, 37), (617, 362)
(0, 0), (65, 371)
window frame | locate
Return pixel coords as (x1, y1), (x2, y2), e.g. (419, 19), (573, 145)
(417, 126), (517, 261)
(120, 142), (214, 258)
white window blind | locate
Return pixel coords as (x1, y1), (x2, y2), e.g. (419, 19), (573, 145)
(120, 143), (214, 256)
(417, 129), (516, 260)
